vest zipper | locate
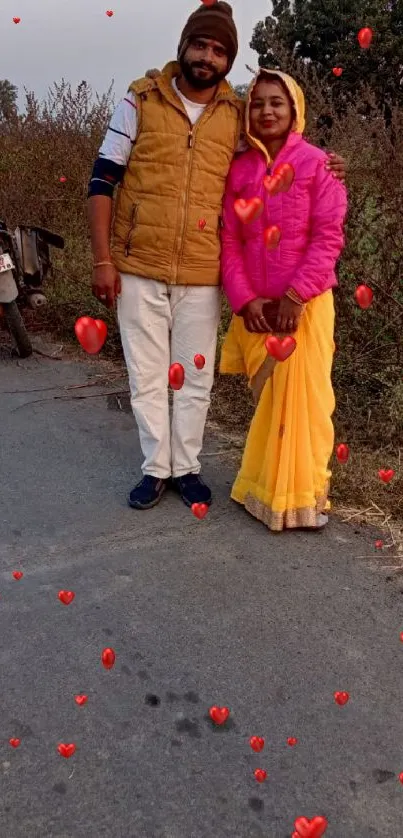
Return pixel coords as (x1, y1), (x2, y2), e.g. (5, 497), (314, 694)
(171, 127), (196, 282)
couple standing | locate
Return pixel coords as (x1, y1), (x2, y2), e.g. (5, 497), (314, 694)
(87, 1), (347, 532)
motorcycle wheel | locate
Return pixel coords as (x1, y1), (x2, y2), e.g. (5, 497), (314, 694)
(3, 300), (33, 358)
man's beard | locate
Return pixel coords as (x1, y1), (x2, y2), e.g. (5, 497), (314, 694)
(179, 55), (228, 90)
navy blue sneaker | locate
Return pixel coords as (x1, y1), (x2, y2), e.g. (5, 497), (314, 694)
(171, 473), (212, 508)
(128, 475), (167, 510)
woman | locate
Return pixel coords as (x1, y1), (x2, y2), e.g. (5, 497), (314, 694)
(219, 69), (348, 532)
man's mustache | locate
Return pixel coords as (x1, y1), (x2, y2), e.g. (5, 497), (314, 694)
(191, 63), (215, 72)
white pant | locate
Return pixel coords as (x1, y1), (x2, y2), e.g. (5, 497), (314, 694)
(117, 275), (221, 479)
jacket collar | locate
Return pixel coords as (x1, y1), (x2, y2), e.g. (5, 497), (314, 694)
(248, 130), (303, 167)
(155, 61), (242, 112)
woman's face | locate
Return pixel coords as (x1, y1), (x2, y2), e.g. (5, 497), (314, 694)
(249, 79), (294, 144)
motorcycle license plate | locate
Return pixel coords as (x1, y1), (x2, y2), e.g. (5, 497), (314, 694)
(0, 253), (14, 273)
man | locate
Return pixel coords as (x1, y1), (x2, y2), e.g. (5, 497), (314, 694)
(87, 1), (345, 512)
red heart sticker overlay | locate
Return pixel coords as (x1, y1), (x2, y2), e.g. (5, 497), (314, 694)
(75, 317), (107, 354)
(58, 590), (75, 605)
(264, 225), (281, 250)
(198, 218), (206, 230)
(234, 197), (263, 224)
(168, 362), (185, 391)
(334, 691), (350, 706)
(58, 743), (76, 758)
(336, 443), (349, 464)
(358, 27), (373, 49)
(74, 694), (88, 706)
(9, 738), (21, 748)
(332, 67), (343, 77)
(287, 737), (298, 746)
(378, 468), (395, 484)
(249, 736), (265, 752)
(293, 816), (328, 837)
(12, 571), (23, 580)
(354, 284), (373, 309)
(264, 162), (295, 196)
(265, 335), (296, 362)
(13, 16), (21, 23)
(209, 705), (229, 725)
(254, 768), (267, 783)
(375, 539), (383, 549)
(102, 647), (116, 669)
(194, 353), (205, 369)
(191, 502), (209, 520)
(106, 9), (114, 16)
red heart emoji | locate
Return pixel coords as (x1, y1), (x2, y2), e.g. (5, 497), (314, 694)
(59, 176), (67, 183)
(75, 316), (107, 354)
(334, 691), (350, 706)
(168, 362), (185, 390)
(12, 571), (23, 580)
(293, 816), (328, 837)
(234, 197), (263, 224)
(102, 647), (116, 669)
(336, 443), (349, 464)
(358, 26), (373, 50)
(13, 17), (21, 24)
(254, 768), (267, 783)
(287, 737), (298, 746)
(198, 218), (206, 230)
(58, 743), (76, 758)
(106, 9), (114, 16)
(399, 632), (403, 643)
(354, 284), (373, 309)
(249, 736), (265, 752)
(201, 0), (217, 5)
(264, 225), (281, 250)
(74, 694), (88, 706)
(194, 353), (205, 369)
(265, 335), (296, 362)
(9, 738), (21, 748)
(264, 162), (295, 196)
(191, 502), (209, 520)
(375, 540), (383, 549)
(332, 67), (343, 77)
(399, 772), (403, 784)
(58, 590), (75, 605)
(378, 468), (395, 484)
(209, 705), (229, 725)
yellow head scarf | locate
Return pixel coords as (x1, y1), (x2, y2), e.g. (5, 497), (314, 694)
(244, 68), (306, 164)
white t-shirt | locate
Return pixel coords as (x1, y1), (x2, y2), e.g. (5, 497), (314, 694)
(98, 78), (208, 167)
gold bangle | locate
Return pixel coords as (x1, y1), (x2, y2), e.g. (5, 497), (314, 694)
(286, 288), (304, 305)
(93, 260), (114, 269)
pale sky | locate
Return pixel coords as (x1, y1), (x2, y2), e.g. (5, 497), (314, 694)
(2, 0), (272, 110)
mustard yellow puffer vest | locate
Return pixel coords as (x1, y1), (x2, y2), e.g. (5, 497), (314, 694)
(111, 62), (243, 286)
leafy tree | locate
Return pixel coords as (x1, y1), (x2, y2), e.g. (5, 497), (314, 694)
(0, 79), (18, 121)
(250, 0), (403, 115)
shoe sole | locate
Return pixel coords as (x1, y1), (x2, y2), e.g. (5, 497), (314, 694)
(127, 484), (167, 510)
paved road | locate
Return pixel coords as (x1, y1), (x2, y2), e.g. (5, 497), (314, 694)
(0, 349), (402, 838)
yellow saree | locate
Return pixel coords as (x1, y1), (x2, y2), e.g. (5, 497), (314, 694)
(219, 290), (335, 531)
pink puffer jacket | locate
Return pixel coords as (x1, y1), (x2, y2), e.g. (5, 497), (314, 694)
(221, 132), (348, 315)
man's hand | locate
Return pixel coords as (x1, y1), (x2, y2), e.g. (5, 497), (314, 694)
(92, 263), (121, 309)
(240, 297), (273, 333)
(325, 152), (346, 182)
(276, 295), (304, 334)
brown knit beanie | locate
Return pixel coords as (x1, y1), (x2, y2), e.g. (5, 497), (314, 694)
(177, 1), (238, 72)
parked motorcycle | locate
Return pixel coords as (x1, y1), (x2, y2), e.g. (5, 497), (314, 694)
(0, 221), (64, 357)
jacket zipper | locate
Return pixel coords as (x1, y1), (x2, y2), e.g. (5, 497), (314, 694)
(124, 203), (139, 256)
(172, 103), (217, 282)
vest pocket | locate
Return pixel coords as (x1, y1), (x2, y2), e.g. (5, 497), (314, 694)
(124, 203), (140, 256)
